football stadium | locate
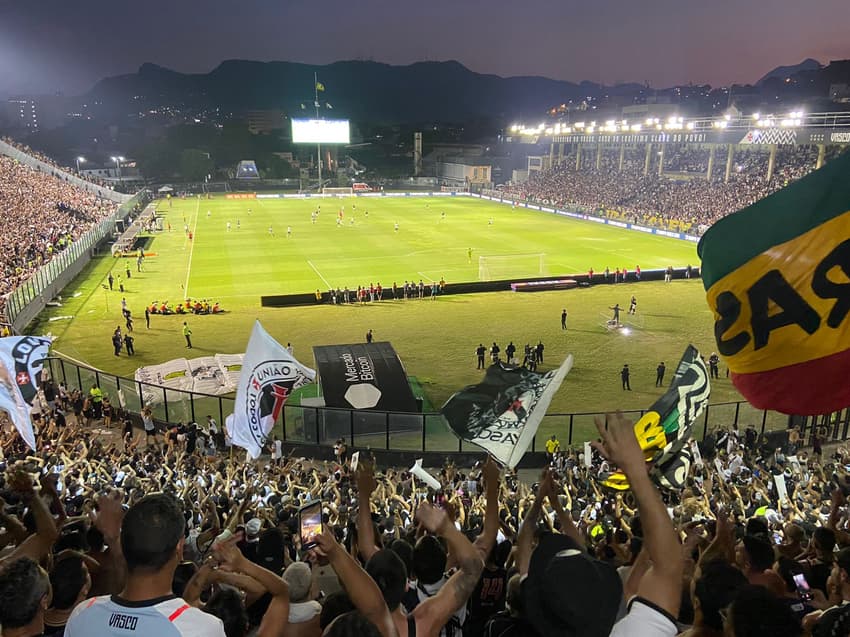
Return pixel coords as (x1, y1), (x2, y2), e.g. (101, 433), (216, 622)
(2, 14), (850, 634)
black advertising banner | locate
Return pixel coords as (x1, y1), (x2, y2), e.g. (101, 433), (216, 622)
(312, 342), (418, 413)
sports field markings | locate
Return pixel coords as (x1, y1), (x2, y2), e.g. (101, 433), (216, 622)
(307, 260), (332, 288)
(417, 272), (435, 282)
(184, 198), (201, 297)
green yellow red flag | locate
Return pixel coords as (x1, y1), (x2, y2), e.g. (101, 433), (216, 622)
(697, 151), (850, 415)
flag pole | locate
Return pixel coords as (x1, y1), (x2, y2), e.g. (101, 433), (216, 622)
(315, 72), (322, 188)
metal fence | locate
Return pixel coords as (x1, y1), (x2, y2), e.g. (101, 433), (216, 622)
(45, 356), (849, 453)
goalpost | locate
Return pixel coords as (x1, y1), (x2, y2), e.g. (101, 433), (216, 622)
(478, 253), (547, 281)
(322, 187), (354, 196)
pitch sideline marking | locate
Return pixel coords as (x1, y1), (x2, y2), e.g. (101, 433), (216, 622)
(307, 260), (332, 289)
(184, 198), (201, 297)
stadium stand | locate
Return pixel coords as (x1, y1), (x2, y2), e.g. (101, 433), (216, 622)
(0, 386), (842, 637)
(0, 147), (121, 321)
(497, 144), (846, 234)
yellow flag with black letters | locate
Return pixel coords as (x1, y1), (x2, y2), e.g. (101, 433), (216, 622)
(698, 151), (850, 415)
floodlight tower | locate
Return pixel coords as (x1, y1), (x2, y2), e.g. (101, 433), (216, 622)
(314, 72), (322, 186)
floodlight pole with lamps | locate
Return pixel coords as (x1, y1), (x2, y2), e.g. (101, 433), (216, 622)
(314, 72), (322, 187)
(111, 156), (124, 180)
(75, 156), (85, 172)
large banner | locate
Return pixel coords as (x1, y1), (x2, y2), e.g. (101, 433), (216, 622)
(227, 322), (315, 458)
(440, 357), (573, 469)
(698, 150), (850, 415)
(135, 354), (244, 404)
(0, 336), (51, 451)
(602, 345), (710, 491)
(312, 342), (418, 413)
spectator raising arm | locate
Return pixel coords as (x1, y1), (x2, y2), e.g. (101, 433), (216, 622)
(593, 412), (683, 629)
(356, 463), (380, 562)
(516, 479), (545, 577)
(413, 502), (484, 637)
(310, 526), (398, 637)
(4, 469), (59, 563)
(473, 456), (501, 561)
(213, 538), (290, 637)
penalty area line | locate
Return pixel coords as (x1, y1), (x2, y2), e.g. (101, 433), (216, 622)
(308, 260), (332, 289)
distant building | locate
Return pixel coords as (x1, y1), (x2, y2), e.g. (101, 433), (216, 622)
(246, 110), (285, 135)
(830, 84), (850, 103)
(436, 157), (492, 189)
(5, 98), (39, 132)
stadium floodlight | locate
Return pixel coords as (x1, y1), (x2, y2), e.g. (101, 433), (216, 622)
(75, 156), (85, 171)
(574, 122), (585, 129)
(631, 124), (642, 132)
(686, 122), (695, 130)
(752, 113), (760, 120)
(724, 114), (731, 121)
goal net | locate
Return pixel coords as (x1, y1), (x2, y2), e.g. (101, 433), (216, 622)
(322, 187), (354, 196)
(478, 253), (547, 281)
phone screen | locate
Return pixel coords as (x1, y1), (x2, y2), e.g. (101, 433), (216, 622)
(793, 573), (813, 600)
(299, 501), (323, 550)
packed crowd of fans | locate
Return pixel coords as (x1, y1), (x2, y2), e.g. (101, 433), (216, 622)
(0, 137), (124, 193)
(0, 153), (119, 319)
(0, 376), (848, 636)
(496, 144), (846, 235)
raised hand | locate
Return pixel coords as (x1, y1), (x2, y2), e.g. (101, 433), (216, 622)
(591, 412), (645, 477)
(356, 463), (377, 498)
(482, 456), (500, 489)
(94, 491), (125, 540)
(415, 501), (450, 535)
(214, 537), (246, 572)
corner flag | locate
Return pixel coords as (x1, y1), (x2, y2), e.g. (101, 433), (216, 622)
(316, 82), (325, 92)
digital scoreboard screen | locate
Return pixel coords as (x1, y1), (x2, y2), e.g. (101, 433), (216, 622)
(292, 119), (350, 144)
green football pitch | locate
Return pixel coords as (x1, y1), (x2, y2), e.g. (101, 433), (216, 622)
(32, 195), (757, 444)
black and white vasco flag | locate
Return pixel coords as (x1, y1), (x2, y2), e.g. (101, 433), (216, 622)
(226, 321), (315, 459)
(0, 336), (52, 452)
(441, 356), (573, 469)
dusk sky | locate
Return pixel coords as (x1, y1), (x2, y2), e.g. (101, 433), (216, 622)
(1, 0), (848, 98)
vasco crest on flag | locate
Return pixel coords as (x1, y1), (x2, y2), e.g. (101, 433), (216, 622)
(0, 335), (52, 451)
(440, 357), (573, 469)
(698, 150), (850, 415)
(226, 322), (315, 459)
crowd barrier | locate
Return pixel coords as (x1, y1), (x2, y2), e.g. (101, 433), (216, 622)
(45, 355), (850, 459)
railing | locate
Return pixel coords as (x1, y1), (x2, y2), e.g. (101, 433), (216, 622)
(46, 356), (850, 453)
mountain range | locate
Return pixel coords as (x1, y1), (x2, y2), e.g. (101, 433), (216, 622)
(87, 59), (642, 123)
(65, 56), (850, 126)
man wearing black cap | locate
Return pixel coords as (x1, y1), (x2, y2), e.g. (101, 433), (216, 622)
(517, 412), (683, 637)
(597, 411), (684, 636)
